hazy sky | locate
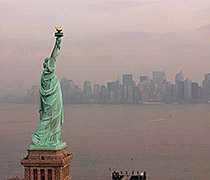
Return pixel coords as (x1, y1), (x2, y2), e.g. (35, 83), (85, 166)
(1, 0), (210, 89)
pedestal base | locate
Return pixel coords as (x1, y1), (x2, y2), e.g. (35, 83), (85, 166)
(21, 148), (72, 180)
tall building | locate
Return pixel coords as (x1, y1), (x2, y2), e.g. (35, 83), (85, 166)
(107, 81), (121, 103)
(175, 70), (184, 82)
(151, 71), (166, 101)
(191, 82), (200, 100)
(161, 81), (174, 103)
(202, 73), (210, 101)
(100, 85), (109, 103)
(176, 81), (185, 102)
(83, 81), (92, 103)
(138, 77), (151, 102)
(175, 71), (185, 102)
(133, 86), (142, 104)
(152, 71), (166, 85)
(60, 78), (71, 104)
(122, 74), (134, 103)
(127, 83), (134, 103)
(93, 84), (101, 103)
(139, 75), (149, 83)
(61, 79), (82, 104)
(122, 74), (133, 86)
(71, 84), (83, 104)
(184, 79), (192, 101)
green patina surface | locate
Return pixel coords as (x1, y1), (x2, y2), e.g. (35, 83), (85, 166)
(29, 29), (66, 150)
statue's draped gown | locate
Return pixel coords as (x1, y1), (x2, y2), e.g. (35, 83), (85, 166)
(31, 37), (65, 148)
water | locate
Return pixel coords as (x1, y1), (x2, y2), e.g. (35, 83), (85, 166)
(0, 103), (210, 180)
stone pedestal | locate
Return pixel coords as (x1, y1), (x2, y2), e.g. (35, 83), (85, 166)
(21, 149), (73, 180)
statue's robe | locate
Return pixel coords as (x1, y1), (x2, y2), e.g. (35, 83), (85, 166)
(31, 57), (64, 147)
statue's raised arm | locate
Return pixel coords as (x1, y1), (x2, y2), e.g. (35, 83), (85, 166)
(50, 26), (64, 60)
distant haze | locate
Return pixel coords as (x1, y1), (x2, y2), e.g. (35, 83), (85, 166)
(2, 0), (210, 90)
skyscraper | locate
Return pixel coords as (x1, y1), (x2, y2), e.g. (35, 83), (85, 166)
(100, 85), (109, 103)
(139, 75), (149, 83)
(83, 81), (92, 103)
(152, 71), (166, 85)
(60, 78), (71, 104)
(138, 76), (151, 102)
(93, 84), (101, 103)
(122, 74), (134, 103)
(202, 73), (210, 101)
(175, 70), (184, 82)
(122, 74), (133, 86)
(152, 71), (166, 101)
(107, 81), (121, 103)
(161, 81), (173, 103)
(175, 71), (185, 102)
(184, 79), (192, 102)
(191, 82), (200, 100)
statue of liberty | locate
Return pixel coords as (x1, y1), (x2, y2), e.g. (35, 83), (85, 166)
(29, 26), (66, 150)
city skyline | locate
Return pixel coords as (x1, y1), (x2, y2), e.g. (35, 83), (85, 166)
(30, 69), (210, 88)
(16, 70), (210, 105)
